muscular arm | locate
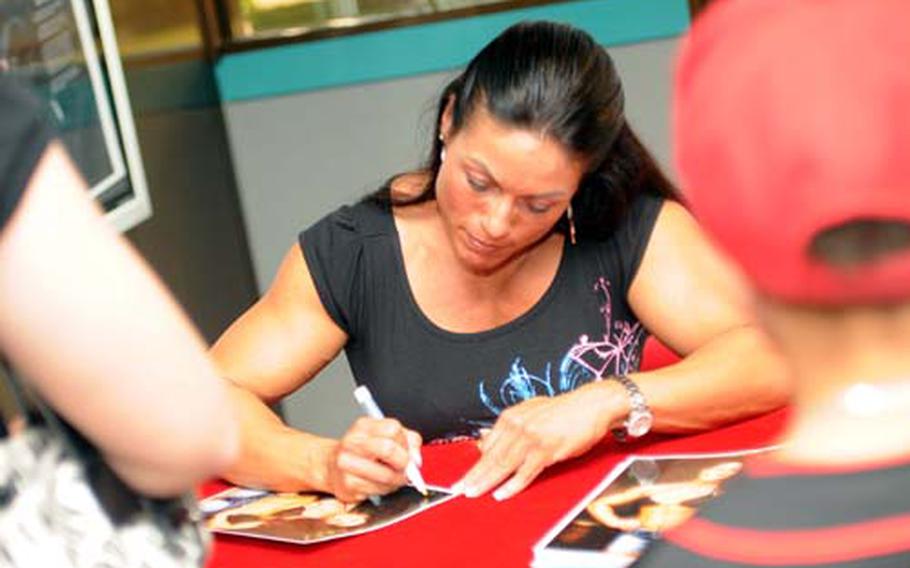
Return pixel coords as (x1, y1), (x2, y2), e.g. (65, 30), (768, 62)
(211, 245), (421, 500)
(626, 200), (792, 432)
(211, 244), (348, 491)
(0, 143), (237, 497)
(459, 200), (791, 500)
(212, 245), (347, 403)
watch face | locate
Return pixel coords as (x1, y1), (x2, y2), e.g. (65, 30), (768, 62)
(626, 411), (653, 438)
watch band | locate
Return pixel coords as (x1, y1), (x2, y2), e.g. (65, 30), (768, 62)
(609, 374), (653, 441)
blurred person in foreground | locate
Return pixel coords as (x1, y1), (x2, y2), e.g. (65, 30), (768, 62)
(637, 0), (910, 565)
(0, 75), (237, 564)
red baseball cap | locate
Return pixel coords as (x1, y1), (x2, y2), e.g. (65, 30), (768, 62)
(674, 0), (910, 304)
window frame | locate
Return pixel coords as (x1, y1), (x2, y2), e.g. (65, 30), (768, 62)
(203, 0), (571, 54)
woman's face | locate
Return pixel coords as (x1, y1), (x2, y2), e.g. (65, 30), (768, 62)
(435, 105), (587, 274)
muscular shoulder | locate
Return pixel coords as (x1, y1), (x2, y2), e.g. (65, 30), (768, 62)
(298, 199), (398, 334)
(303, 200), (391, 241)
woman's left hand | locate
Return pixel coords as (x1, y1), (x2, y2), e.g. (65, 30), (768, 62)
(455, 380), (625, 500)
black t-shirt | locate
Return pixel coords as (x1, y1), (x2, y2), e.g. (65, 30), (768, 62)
(301, 193), (663, 441)
(636, 456), (910, 567)
(0, 76), (55, 234)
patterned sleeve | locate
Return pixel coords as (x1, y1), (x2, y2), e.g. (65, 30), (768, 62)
(298, 205), (365, 335)
(0, 77), (56, 234)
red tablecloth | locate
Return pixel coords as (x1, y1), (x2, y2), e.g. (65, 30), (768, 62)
(202, 409), (788, 568)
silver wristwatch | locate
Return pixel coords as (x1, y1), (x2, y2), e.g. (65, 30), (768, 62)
(610, 374), (653, 441)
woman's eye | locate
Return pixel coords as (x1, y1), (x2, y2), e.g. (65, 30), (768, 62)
(466, 176), (491, 192)
(525, 201), (553, 214)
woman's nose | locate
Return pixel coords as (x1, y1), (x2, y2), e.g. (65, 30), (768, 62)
(481, 196), (513, 240)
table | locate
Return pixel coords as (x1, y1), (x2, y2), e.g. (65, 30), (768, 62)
(203, 408), (788, 568)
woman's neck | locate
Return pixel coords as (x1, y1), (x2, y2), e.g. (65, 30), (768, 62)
(393, 199), (563, 333)
(402, 199), (558, 293)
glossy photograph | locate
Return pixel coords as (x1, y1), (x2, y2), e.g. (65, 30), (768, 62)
(200, 485), (456, 545)
(532, 449), (775, 568)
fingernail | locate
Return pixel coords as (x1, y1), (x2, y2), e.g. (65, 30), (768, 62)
(450, 481), (464, 495)
(454, 479), (479, 498)
(492, 488), (509, 501)
(411, 448), (423, 467)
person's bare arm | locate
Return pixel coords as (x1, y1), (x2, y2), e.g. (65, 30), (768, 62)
(625, 200), (791, 432)
(0, 143), (237, 497)
(459, 200), (791, 500)
(210, 243), (347, 492)
(211, 243), (421, 501)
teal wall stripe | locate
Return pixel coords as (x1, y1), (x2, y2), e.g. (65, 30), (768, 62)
(216, 0), (690, 102)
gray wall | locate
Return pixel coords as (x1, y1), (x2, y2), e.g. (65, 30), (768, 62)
(105, 1), (259, 345)
(221, 37), (678, 437)
(127, 100), (258, 343)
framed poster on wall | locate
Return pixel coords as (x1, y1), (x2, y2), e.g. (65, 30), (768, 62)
(0, 0), (151, 232)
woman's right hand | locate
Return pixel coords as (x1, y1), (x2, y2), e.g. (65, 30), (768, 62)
(325, 417), (422, 503)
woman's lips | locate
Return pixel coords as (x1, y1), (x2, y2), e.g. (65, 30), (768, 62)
(464, 231), (502, 254)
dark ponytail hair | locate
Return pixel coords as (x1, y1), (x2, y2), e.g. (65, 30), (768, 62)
(367, 20), (677, 240)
